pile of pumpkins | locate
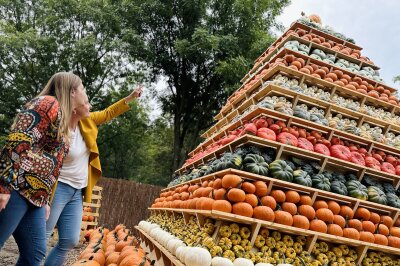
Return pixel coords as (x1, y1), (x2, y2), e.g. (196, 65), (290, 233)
(158, 173), (400, 248)
(72, 224), (150, 266)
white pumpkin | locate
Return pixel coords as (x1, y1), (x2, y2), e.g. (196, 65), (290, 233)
(176, 246), (189, 262)
(255, 264), (274, 266)
(211, 256), (234, 266)
(233, 258), (254, 266)
(166, 239), (185, 255)
(138, 220), (147, 229)
(184, 247), (212, 266)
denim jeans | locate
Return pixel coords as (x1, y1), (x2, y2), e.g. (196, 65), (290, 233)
(0, 189), (47, 266)
(44, 182), (83, 266)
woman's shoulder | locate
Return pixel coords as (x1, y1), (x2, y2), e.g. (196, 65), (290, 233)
(26, 95), (60, 120)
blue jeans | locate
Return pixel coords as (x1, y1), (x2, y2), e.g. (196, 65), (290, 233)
(0, 189), (47, 266)
(44, 182), (83, 266)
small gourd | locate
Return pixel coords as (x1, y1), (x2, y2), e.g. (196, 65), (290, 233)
(211, 257), (234, 266)
(233, 258), (254, 266)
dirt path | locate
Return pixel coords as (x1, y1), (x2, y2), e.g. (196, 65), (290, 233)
(0, 236), (85, 266)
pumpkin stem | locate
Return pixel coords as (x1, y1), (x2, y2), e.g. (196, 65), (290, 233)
(298, 256), (307, 266)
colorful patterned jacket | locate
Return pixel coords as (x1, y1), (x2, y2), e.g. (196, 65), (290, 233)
(0, 96), (67, 207)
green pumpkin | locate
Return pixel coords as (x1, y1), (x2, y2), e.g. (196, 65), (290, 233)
(312, 174), (331, 191)
(383, 183), (397, 194)
(362, 175), (384, 191)
(387, 193), (400, 208)
(346, 180), (368, 200)
(291, 157), (308, 167)
(345, 173), (358, 182)
(330, 181), (348, 196)
(293, 107), (310, 120)
(293, 170), (312, 187)
(367, 186), (387, 205)
(301, 164), (315, 176)
(269, 160), (294, 182)
(332, 172), (347, 183)
(215, 153), (242, 171)
(243, 154), (269, 176)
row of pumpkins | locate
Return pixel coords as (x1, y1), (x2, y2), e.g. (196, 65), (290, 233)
(138, 220), (294, 266)
(72, 224), (152, 266)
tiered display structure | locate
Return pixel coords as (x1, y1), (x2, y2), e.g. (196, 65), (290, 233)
(136, 15), (400, 266)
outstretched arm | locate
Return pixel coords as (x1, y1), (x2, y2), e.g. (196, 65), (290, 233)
(90, 85), (143, 126)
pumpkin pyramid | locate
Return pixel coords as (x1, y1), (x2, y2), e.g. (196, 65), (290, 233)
(136, 14), (400, 266)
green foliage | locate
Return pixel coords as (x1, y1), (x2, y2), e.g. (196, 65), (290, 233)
(120, 0), (290, 170)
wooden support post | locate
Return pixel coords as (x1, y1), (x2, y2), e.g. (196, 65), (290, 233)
(292, 95), (300, 109)
(357, 169), (366, 181)
(395, 179), (400, 190)
(196, 213), (206, 228)
(154, 245), (162, 260)
(326, 129), (335, 141)
(275, 145), (284, 160)
(306, 235), (318, 253)
(357, 116), (365, 128)
(162, 253), (172, 266)
(310, 191), (319, 205)
(212, 220), (223, 241)
(250, 223), (262, 246)
(384, 124), (392, 135)
(390, 210), (400, 222)
(266, 180), (275, 195)
(356, 245), (369, 265)
(352, 200), (360, 214)
(318, 158), (329, 174)
(329, 86), (337, 99)
(324, 105), (332, 118)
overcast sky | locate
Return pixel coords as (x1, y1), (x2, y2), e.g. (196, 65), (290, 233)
(149, 1), (399, 119)
(277, 0), (400, 88)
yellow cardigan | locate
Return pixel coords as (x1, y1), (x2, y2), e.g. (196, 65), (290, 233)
(50, 99), (130, 203)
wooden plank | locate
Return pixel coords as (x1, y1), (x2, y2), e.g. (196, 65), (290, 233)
(154, 208), (400, 257)
(135, 226), (185, 266)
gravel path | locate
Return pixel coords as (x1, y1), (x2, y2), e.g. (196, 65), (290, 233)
(0, 236), (85, 266)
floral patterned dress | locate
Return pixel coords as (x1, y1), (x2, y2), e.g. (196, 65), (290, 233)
(0, 96), (68, 207)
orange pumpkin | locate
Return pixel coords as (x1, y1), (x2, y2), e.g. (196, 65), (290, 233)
(333, 215), (346, 229)
(374, 234), (388, 246)
(315, 208), (334, 223)
(222, 174), (242, 188)
(362, 221), (376, 234)
(227, 188), (246, 202)
(106, 252), (120, 265)
(253, 206), (275, 222)
(212, 200), (232, 213)
(381, 215), (394, 228)
(253, 181), (268, 197)
(71, 257), (101, 266)
(348, 219), (363, 231)
(274, 210), (293, 226)
(327, 201), (340, 215)
(244, 194), (258, 207)
(359, 231), (375, 243)
(339, 206), (354, 219)
(369, 212), (381, 224)
(293, 215), (310, 230)
(285, 191), (300, 204)
(388, 236), (400, 248)
(232, 202), (253, 217)
(299, 195), (312, 205)
(241, 182), (256, 194)
(343, 228), (360, 240)
(354, 207), (370, 221)
(390, 227), (400, 238)
(213, 178), (222, 189)
(281, 202), (297, 216)
(260, 196), (277, 210)
(270, 190), (286, 203)
(313, 200), (328, 210)
(310, 219), (327, 233)
(308, 14), (322, 24)
(298, 205), (316, 220)
(327, 224), (343, 237)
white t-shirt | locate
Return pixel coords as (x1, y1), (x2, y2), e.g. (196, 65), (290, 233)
(58, 126), (90, 189)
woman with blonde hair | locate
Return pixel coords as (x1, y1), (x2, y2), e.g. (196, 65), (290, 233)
(0, 72), (87, 266)
(44, 85), (143, 266)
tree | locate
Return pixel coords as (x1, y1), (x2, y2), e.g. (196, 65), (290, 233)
(0, 0), (143, 135)
(120, 0), (290, 172)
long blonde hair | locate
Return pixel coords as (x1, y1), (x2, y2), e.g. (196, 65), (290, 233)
(36, 72), (82, 144)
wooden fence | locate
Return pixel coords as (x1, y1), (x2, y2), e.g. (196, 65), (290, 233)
(96, 178), (163, 230)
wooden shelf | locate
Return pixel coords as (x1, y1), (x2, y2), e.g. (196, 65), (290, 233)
(164, 168), (400, 216)
(251, 21), (363, 71)
(216, 65), (400, 121)
(149, 208), (400, 260)
(81, 221), (98, 226)
(177, 134), (400, 190)
(243, 33), (378, 88)
(136, 226), (185, 266)
(202, 84), (400, 157)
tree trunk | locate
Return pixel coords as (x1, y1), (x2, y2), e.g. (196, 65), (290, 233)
(172, 108), (182, 172)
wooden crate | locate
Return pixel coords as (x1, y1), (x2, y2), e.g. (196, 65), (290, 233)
(80, 186), (103, 241)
